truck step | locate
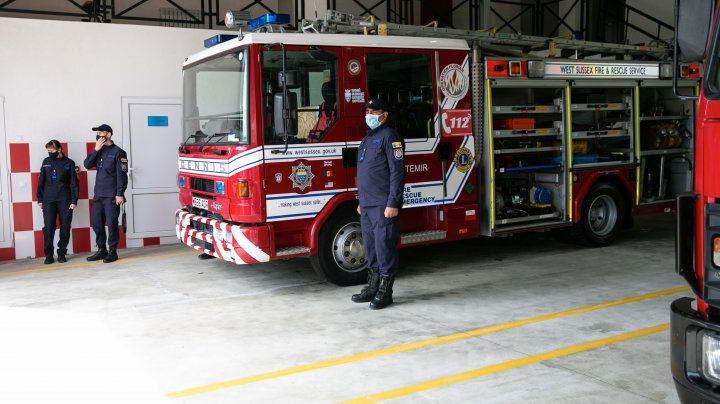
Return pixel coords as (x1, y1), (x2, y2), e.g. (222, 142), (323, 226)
(276, 246), (311, 257)
(400, 230), (447, 245)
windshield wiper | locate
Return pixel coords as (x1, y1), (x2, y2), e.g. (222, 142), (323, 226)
(199, 132), (231, 152)
(179, 130), (207, 154)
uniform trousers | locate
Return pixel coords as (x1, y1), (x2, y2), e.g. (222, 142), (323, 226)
(360, 205), (400, 276)
(42, 199), (73, 257)
(92, 197), (120, 249)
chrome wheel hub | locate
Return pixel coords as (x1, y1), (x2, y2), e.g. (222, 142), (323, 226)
(332, 222), (366, 273)
(588, 194), (617, 237)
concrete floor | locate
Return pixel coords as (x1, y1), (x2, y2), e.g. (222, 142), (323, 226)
(0, 214), (689, 404)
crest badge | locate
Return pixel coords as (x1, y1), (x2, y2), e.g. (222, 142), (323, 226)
(289, 162), (315, 192)
(275, 172), (282, 183)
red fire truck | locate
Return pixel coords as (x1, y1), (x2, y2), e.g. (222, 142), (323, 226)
(176, 10), (697, 286)
(671, 0), (720, 402)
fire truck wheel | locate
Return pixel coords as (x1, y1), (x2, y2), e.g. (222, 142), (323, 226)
(310, 210), (368, 286)
(574, 183), (625, 247)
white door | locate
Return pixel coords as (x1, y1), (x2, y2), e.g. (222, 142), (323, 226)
(123, 97), (182, 239)
(0, 96), (10, 247)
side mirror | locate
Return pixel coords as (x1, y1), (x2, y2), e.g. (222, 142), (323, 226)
(673, 0), (712, 100)
(274, 92), (298, 136)
(676, 0), (712, 62)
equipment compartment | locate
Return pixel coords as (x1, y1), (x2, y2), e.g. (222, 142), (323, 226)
(487, 82), (569, 232)
(569, 85), (635, 167)
(637, 81), (696, 205)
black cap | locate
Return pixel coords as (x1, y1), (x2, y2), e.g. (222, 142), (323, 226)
(362, 98), (388, 111)
(92, 124), (113, 133)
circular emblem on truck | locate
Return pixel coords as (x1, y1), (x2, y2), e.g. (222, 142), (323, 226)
(348, 59), (361, 75)
(454, 147), (473, 173)
(440, 63), (469, 102)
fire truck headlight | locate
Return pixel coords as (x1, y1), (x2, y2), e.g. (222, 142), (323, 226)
(178, 176), (185, 188)
(237, 180), (249, 198)
(680, 64), (690, 78)
(527, 60), (545, 78)
(508, 60), (522, 76)
(713, 236), (720, 267)
(659, 63), (672, 79)
(215, 181), (225, 195)
(702, 332), (720, 384)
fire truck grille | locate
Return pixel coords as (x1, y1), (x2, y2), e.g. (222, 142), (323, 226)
(191, 178), (214, 193)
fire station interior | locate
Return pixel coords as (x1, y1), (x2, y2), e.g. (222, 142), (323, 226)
(0, 1), (697, 403)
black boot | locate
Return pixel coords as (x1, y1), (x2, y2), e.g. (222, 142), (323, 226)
(86, 249), (108, 261)
(103, 248), (118, 263)
(57, 249), (67, 263)
(370, 275), (395, 310)
(352, 271), (380, 303)
(44, 256), (54, 264)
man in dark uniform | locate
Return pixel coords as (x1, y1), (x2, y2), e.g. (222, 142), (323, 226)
(84, 124), (129, 263)
(37, 140), (79, 264)
(351, 98), (405, 310)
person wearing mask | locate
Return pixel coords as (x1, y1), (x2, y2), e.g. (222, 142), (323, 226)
(351, 99), (405, 310)
(37, 140), (79, 264)
(83, 124), (128, 263)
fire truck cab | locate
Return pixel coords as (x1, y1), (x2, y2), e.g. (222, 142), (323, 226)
(176, 11), (696, 286)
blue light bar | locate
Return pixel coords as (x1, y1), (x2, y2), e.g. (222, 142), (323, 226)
(248, 13), (290, 31)
(204, 34), (237, 48)
(215, 181), (225, 195)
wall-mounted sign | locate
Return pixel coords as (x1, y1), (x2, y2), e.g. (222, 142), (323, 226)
(544, 61), (659, 79)
(148, 116), (169, 127)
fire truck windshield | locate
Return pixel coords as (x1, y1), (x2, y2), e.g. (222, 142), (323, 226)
(182, 49), (249, 145)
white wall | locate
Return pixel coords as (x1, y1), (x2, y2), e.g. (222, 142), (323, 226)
(0, 17), (223, 145)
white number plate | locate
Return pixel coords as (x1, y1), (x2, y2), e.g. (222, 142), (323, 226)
(192, 196), (208, 210)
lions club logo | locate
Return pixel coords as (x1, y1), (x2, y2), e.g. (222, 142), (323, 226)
(454, 147), (473, 173)
(289, 162), (315, 192)
(440, 63), (469, 102)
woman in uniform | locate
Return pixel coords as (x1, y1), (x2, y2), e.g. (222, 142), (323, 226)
(37, 140), (79, 264)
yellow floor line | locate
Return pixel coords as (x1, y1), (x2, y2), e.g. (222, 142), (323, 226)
(0, 251), (196, 276)
(341, 323), (670, 404)
(165, 287), (687, 399)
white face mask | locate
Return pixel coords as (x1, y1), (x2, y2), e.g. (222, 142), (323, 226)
(365, 114), (382, 129)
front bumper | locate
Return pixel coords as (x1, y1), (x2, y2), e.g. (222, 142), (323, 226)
(671, 297), (720, 403)
(175, 209), (271, 264)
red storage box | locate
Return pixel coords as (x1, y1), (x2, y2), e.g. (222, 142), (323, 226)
(494, 117), (535, 130)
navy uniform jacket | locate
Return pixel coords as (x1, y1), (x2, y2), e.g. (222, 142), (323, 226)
(37, 156), (79, 204)
(357, 124), (405, 208)
(83, 143), (129, 198)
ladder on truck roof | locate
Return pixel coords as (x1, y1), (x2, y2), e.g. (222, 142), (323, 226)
(300, 9), (670, 60)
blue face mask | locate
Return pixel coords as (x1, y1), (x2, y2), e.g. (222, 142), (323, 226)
(365, 114), (382, 130)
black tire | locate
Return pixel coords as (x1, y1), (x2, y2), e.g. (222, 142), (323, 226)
(571, 182), (626, 247)
(310, 208), (368, 286)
